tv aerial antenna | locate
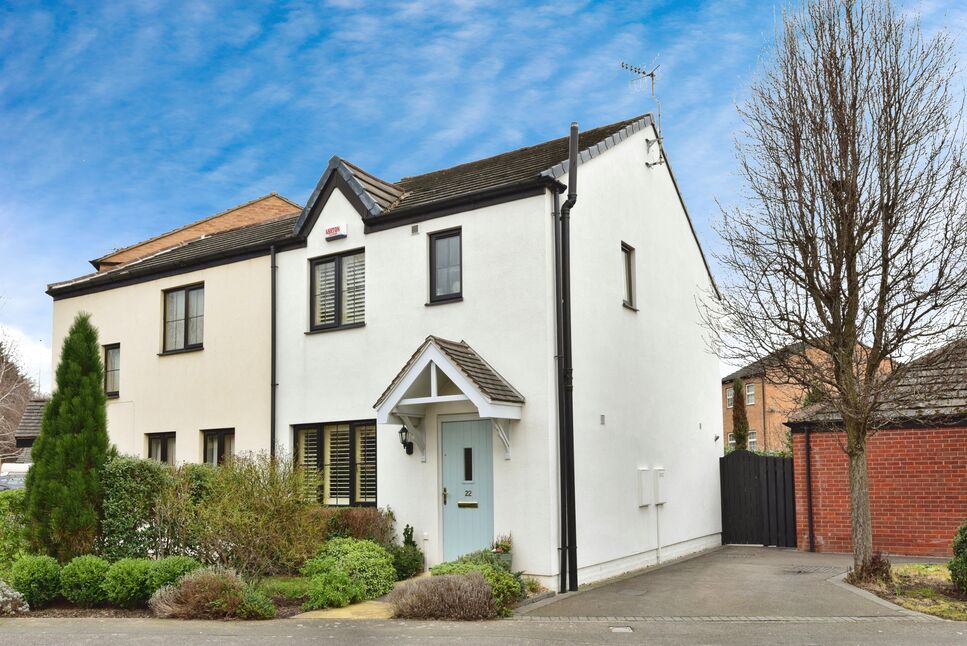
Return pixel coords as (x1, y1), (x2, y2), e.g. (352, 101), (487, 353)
(620, 60), (665, 167)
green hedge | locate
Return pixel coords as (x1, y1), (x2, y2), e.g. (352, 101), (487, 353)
(60, 555), (110, 607)
(10, 555), (61, 608)
(0, 490), (27, 578)
(100, 456), (173, 560)
(103, 558), (155, 608)
(951, 519), (967, 593)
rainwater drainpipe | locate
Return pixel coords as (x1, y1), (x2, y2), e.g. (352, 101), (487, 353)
(560, 123), (580, 593)
(270, 245), (278, 458)
(553, 189), (568, 594)
(805, 424), (815, 551)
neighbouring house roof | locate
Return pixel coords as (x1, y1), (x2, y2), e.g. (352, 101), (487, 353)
(788, 339), (967, 428)
(722, 343), (808, 384)
(48, 215), (300, 298)
(374, 335), (525, 411)
(15, 398), (47, 442)
(90, 193), (302, 271)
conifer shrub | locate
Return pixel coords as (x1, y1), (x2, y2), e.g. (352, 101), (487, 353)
(9, 555), (61, 608)
(389, 573), (496, 620)
(60, 555), (109, 607)
(0, 580), (29, 616)
(24, 313), (111, 561)
(102, 558), (154, 608)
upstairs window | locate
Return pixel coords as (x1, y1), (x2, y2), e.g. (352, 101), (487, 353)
(104, 344), (120, 397)
(429, 229), (462, 303)
(621, 242), (636, 309)
(295, 421), (376, 506)
(147, 432), (176, 464)
(202, 428), (234, 465)
(311, 250), (365, 330)
(164, 284), (204, 352)
(726, 387), (734, 408)
(746, 383), (756, 405)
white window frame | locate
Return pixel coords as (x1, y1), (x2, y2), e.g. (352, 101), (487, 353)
(726, 388), (734, 408)
(748, 431), (757, 451)
(746, 383), (756, 405)
(621, 242), (637, 309)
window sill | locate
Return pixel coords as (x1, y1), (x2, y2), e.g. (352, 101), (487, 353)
(622, 302), (639, 312)
(158, 346), (203, 356)
(306, 322), (366, 335)
(426, 296), (463, 307)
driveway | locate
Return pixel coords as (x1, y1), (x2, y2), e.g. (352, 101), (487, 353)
(520, 545), (936, 619)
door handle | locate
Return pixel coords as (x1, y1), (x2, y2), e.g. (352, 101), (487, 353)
(442, 487), (448, 505)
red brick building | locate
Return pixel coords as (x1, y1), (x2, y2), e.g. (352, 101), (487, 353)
(787, 342), (967, 557)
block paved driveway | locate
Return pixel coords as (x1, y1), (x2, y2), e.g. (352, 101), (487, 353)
(520, 545), (935, 620)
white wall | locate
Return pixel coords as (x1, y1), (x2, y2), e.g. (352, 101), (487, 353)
(51, 257), (272, 462)
(564, 124), (723, 578)
(274, 187), (561, 575)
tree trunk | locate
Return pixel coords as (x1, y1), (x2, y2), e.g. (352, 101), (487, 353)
(847, 440), (874, 573)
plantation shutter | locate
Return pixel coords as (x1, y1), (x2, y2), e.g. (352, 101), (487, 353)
(324, 424), (351, 505)
(313, 259), (337, 328)
(297, 428), (321, 502)
(340, 252), (365, 325)
(355, 424), (377, 504)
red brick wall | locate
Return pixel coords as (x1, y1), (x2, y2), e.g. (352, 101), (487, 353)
(792, 426), (967, 557)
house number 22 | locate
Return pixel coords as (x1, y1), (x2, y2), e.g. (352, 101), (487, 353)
(464, 490), (472, 497)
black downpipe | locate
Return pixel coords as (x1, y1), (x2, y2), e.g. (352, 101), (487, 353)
(560, 123), (579, 592)
(270, 245), (278, 458)
(805, 426), (815, 551)
(552, 190), (568, 593)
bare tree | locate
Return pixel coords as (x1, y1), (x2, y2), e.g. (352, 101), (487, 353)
(0, 336), (34, 462)
(705, 0), (967, 577)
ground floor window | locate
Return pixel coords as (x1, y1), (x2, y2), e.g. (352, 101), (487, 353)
(728, 431), (758, 451)
(202, 428), (234, 465)
(147, 432), (176, 464)
(294, 420), (376, 506)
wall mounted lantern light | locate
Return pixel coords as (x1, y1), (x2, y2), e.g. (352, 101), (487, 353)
(399, 426), (414, 455)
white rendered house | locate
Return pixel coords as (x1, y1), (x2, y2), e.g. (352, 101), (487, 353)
(48, 114), (722, 588)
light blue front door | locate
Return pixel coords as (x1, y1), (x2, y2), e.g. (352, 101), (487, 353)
(441, 419), (494, 561)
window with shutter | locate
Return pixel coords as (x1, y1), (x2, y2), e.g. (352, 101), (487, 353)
(310, 250), (365, 331)
(294, 420), (377, 506)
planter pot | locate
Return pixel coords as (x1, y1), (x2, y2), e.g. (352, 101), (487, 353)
(496, 552), (512, 569)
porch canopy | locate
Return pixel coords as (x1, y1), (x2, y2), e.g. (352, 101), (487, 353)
(374, 336), (524, 461)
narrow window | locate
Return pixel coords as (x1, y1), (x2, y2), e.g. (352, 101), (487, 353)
(746, 383), (756, 405)
(728, 433), (735, 450)
(621, 242), (636, 309)
(294, 421), (377, 506)
(463, 447), (473, 482)
(310, 250), (365, 330)
(147, 432), (176, 464)
(164, 284), (204, 352)
(104, 344), (120, 397)
(429, 229), (462, 303)
(726, 387), (733, 408)
(748, 431), (758, 451)
(202, 428), (234, 465)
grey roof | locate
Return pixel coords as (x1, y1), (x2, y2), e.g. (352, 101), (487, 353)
(49, 215), (300, 297)
(789, 339), (967, 426)
(375, 335), (525, 409)
(722, 343), (808, 383)
(15, 398), (47, 440)
(296, 115), (651, 235)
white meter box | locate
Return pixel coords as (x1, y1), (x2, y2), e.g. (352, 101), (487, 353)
(654, 467), (666, 505)
(637, 467), (652, 507)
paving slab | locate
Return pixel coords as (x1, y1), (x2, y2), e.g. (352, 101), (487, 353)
(522, 545), (914, 618)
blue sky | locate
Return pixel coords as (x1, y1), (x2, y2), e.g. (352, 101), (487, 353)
(0, 0), (962, 392)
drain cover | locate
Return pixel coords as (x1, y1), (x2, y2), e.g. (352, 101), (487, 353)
(610, 626), (634, 633)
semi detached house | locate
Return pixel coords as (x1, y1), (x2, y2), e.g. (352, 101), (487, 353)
(47, 114), (723, 588)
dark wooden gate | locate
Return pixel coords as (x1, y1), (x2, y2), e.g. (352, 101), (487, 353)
(719, 450), (796, 547)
